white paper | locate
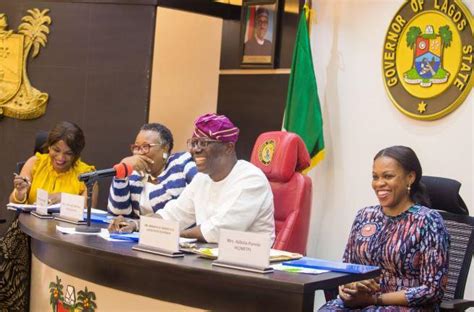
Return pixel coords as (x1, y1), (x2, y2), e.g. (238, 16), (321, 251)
(139, 216), (180, 252)
(7, 202), (60, 212)
(90, 208), (107, 214)
(56, 225), (77, 234)
(179, 237), (197, 244)
(102, 236), (198, 244)
(56, 225), (100, 235)
(97, 230), (130, 241)
(7, 203), (36, 211)
(60, 193), (84, 221)
(36, 189), (49, 215)
(56, 225), (112, 238)
(218, 229), (271, 269)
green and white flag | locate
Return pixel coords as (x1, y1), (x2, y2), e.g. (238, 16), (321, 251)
(283, 5), (325, 171)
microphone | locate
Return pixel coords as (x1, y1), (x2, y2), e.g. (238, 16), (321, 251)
(78, 163), (133, 182)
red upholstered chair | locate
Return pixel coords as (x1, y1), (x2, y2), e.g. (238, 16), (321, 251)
(250, 131), (312, 254)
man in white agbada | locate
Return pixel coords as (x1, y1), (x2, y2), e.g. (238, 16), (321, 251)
(158, 113), (275, 243)
(109, 113), (275, 243)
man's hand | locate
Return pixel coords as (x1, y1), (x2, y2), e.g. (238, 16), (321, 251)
(180, 225), (206, 242)
(108, 215), (137, 233)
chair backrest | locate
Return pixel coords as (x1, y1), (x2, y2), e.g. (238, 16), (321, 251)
(16, 130), (49, 174)
(15, 161), (26, 174)
(422, 176), (472, 300)
(421, 176), (469, 215)
(33, 130), (48, 154)
(250, 131), (312, 254)
(436, 210), (474, 300)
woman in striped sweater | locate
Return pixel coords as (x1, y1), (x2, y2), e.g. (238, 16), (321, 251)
(107, 123), (197, 231)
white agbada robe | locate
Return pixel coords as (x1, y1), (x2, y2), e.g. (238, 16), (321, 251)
(158, 160), (275, 243)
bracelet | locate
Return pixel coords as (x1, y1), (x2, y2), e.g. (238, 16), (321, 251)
(13, 189), (27, 204)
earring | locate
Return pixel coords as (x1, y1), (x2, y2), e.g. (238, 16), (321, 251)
(163, 152), (168, 159)
(407, 185), (411, 194)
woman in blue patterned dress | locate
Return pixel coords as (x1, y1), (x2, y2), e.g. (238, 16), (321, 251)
(319, 146), (449, 311)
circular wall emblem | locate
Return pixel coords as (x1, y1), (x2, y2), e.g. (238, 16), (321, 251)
(382, 0), (473, 120)
(258, 139), (276, 166)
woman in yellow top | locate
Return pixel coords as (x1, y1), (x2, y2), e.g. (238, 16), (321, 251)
(9, 121), (97, 206)
(2, 121), (97, 311)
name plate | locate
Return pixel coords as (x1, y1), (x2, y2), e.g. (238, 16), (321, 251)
(132, 216), (182, 257)
(213, 229), (273, 273)
(59, 193), (84, 221)
(36, 189), (48, 215)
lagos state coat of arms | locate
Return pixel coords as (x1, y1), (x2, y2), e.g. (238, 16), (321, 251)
(0, 9), (51, 119)
(382, 0), (473, 120)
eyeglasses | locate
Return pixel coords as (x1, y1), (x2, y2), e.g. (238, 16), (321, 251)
(130, 143), (160, 154)
(186, 138), (221, 150)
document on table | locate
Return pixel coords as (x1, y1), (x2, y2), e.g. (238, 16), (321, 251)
(7, 203), (60, 213)
(192, 248), (303, 262)
(271, 263), (329, 275)
(282, 257), (379, 274)
(108, 231), (197, 246)
(55, 225), (125, 241)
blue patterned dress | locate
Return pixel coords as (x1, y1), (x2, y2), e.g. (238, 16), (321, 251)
(319, 205), (449, 311)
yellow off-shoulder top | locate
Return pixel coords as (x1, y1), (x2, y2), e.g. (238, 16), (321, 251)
(27, 153), (95, 204)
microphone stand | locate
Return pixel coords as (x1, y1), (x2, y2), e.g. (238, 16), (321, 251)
(76, 173), (101, 233)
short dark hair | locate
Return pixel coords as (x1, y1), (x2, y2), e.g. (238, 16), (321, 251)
(47, 121), (86, 161)
(140, 123), (174, 153)
(374, 145), (430, 207)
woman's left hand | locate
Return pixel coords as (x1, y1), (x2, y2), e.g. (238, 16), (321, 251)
(339, 281), (377, 308)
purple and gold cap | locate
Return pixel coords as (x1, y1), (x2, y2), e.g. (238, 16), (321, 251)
(193, 113), (239, 143)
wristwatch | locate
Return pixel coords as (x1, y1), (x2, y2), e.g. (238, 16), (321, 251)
(374, 293), (383, 305)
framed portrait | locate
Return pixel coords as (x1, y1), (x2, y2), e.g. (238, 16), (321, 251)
(240, 0), (279, 68)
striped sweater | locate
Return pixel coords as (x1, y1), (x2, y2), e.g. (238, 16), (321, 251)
(107, 152), (197, 217)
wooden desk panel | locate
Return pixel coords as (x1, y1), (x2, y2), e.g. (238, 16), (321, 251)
(20, 214), (380, 311)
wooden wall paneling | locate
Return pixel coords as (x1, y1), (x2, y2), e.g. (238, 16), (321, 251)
(278, 0), (300, 68)
(220, 0), (300, 69)
(0, 0), (156, 219)
(217, 74), (289, 160)
(220, 19), (242, 70)
(217, 0), (301, 160)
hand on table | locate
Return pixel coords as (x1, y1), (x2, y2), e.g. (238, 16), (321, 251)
(108, 215), (137, 233)
(48, 193), (62, 205)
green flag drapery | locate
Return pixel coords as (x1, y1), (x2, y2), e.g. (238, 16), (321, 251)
(283, 5), (324, 171)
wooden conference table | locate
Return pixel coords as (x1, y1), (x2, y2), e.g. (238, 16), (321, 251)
(19, 213), (380, 311)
